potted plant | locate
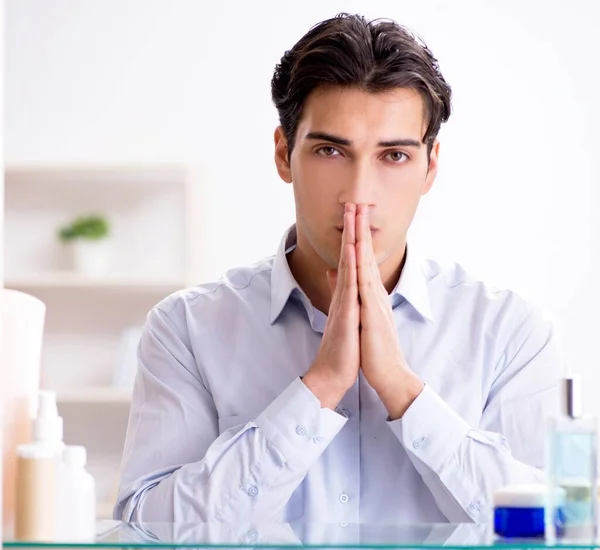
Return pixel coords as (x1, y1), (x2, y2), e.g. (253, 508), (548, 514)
(58, 215), (112, 276)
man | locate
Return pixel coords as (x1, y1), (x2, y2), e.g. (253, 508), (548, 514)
(115, 13), (563, 524)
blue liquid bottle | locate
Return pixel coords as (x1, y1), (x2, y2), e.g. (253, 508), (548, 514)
(545, 375), (598, 543)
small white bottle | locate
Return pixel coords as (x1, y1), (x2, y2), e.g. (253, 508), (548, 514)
(32, 391), (64, 456)
(55, 446), (96, 542)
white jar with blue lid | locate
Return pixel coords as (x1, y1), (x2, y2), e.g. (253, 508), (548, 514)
(494, 483), (565, 538)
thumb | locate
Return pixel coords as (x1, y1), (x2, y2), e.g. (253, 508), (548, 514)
(326, 269), (338, 295)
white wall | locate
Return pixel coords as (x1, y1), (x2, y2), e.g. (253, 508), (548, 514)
(1, 0), (5, 539)
(6, 0), (600, 410)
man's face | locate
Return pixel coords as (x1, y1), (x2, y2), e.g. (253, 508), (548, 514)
(275, 86), (439, 271)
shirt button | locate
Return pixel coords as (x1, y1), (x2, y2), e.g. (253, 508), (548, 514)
(339, 493), (349, 504)
(468, 501), (482, 514)
(247, 530), (258, 541)
(412, 437), (425, 449)
(295, 425), (307, 436)
(247, 485), (259, 497)
(313, 436), (324, 443)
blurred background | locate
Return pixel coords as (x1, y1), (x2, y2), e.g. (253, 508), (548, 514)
(3, 0), (599, 518)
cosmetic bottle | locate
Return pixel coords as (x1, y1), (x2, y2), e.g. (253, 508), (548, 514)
(55, 445), (96, 542)
(14, 391), (64, 541)
(546, 375), (598, 542)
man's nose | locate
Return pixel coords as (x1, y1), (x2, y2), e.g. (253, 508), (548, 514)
(339, 163), (376, 207)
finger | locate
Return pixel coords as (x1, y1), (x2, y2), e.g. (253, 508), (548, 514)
(357, 234), (375, 301)
(357, 204), (380, 281)
(335, 204), (357, 301)
(337, 207), (351, 273)
(356, 205), (372, 287)
(342, 204), (357, 291)
(339, 206), (356, 264)
(345, 203), (356, 245)
(356, 203), (373, 250)
(342, 242), (358, 303)
(330, 244), (358, 314)
(358, 210), (386, 307)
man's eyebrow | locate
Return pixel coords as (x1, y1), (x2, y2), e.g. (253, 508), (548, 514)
(305, 132), (422, 148)
(378, 138), (422, 148)
(305, 132), (351, 146)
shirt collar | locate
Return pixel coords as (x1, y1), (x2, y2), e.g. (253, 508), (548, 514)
(270, 225), (301, 324)
(270, 224), (434, 324)
(390, 245), (434, 322)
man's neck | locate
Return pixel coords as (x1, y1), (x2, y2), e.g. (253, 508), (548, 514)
(287, 240), (407, 316)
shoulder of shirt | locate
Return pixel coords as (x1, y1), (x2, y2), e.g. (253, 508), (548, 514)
(422, 256), (553, 325)
(149, 254), (275, 320)
(146, 253), (552, 331)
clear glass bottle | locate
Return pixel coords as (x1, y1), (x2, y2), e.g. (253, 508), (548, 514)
(546, 375), (598, 542)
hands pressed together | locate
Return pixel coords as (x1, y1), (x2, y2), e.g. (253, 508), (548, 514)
(303, 203), (424, 420)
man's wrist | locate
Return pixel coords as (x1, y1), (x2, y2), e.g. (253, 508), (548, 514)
(377, 369), (424, 421)
(302, 367), (353, 411)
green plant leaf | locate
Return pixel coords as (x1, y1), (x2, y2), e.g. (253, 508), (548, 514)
(58, 215), (110, 242)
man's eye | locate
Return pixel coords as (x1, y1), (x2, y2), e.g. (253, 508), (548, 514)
(316, 146), (341, 157)
(386, 151), (408, 163)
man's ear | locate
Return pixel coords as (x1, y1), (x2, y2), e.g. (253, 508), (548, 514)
(422, 140), (440, 196)
(274, 126), (293, 184)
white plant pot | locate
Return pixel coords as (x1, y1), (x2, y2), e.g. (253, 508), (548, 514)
(70, 239), (112, 276)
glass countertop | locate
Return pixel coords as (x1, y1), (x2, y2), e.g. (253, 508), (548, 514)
(3, 521), (600, 548)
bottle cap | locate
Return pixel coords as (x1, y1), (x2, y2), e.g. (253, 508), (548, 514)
(63, 445), (87, 467)
(32, 390), (64, 445)
(494, 483), (565, 508)
(563, 375), (583, 419)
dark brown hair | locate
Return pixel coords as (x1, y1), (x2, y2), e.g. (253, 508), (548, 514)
(271, 13), (452, 159)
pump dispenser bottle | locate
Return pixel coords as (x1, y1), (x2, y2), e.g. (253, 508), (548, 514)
(14, 391), (64, 541)
(546, 375), (598, 542)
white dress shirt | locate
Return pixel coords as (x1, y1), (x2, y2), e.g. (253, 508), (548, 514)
(114, 225), (563, 524)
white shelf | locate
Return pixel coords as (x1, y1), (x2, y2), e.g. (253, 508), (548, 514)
(5, 272), (187, 291)
(4, 164), (200, 517)
(57, 387), (132, 404)
(5, 164), (189, 190)
(4, 165), (193, 286)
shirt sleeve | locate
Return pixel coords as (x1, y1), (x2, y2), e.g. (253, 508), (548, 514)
(387, 307), (563, 523)
(114, 305), (347, 523)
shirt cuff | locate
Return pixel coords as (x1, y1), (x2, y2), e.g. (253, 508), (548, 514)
(255, 377), (347, 464)
(387, 384), (471, 472)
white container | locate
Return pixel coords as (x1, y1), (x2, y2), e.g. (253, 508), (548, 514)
(55, 446), (96, 542)
(71, 239), (111, 276)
